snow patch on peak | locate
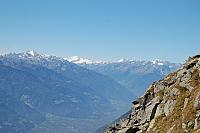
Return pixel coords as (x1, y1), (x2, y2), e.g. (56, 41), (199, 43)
(64, 56), (103, 64)
(151, 59), (165, 66)
(64, 56), (93, 64)
(2, 51), (67, 65)
(157, 62), (164, 66)
(117, 58), (135, 63)
(27, 50), (36, 56)
(118, 58), (127, 63)
(65, 56), (80, 62)
(23, 51), (52, 59)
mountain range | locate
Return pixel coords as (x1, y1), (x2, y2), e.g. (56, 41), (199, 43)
(0, 51), (181, 133)
(66, 56), (181, 96)
(0, 51), (134, 133)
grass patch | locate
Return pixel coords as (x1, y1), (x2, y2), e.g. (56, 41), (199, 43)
(149, 69), (200, 132)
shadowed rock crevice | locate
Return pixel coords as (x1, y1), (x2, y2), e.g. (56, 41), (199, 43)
(125, 127), (140, 133)
(150, 103), (159, 120)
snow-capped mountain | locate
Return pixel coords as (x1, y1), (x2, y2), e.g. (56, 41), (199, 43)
(2, 50), (67, 66)
(66, 56), (181, 96)
(117, 58), (132, 63)
(64, 56), (94, 64)
(66, 56), (178, 68)
(64, 56), (105, 64)
(0, 51), (135, 133)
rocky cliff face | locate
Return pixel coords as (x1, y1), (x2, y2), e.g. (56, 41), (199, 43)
(104, 55), (200, 133)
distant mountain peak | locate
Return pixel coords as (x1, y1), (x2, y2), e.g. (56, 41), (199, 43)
(151, 59), (165, 66)
(11, 50), (44, 59)
(23, 50), (50, 58)
(117, 58), (132, 63)
(27, 50), (37, 56)
(65, 56), (179, 67)
(64, 56), (104, 64)
(1, 51), (70, 68)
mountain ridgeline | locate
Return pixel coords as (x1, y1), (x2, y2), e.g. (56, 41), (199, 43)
(66, 56), (180, 96)
(103, 55), (200, 133)
(0, 51), (135, 133)
(0, 51), (181, 133)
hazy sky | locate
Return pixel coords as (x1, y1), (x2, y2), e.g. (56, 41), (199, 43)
(0, 0), (200, 63)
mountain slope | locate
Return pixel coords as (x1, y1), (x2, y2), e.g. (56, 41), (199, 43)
(1, 52), (135, 104)
(104, 55), (200, 133)
(0, 64), (45, 133)
(0, 51), (136, 133)
(66, 56), (180, 96)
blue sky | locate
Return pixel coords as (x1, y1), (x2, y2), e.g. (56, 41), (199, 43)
(0, 0), (200, 63)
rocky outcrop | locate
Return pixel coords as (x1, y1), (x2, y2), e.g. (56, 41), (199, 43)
(104, 54), (200, 133)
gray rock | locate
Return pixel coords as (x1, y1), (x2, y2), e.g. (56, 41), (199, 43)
(177, 68), (187, 78)
(187, 121), (195, 129)
(179, 82), (194, 92)
(196, 110), (200, 118)
(194, 118), (198, 130)
(154, 104), (165, 117)
(194, 92), (200, 109)
(167, 125), (175, 133)
(115, 127), (129, 133)
(168, 87), (180, 97)
(182, 123), (187, 129)
(147, 119), (155, 131)
(167, 76), (177, 86)
(184, 98), (189, 108)
(144, 102), (159, 122)
(154, 82), (165, 94)
(164, 99), (175, 116)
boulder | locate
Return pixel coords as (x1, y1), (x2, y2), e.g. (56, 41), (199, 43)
(194, 92), (200, 109)
(164, 99), (175, 116)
